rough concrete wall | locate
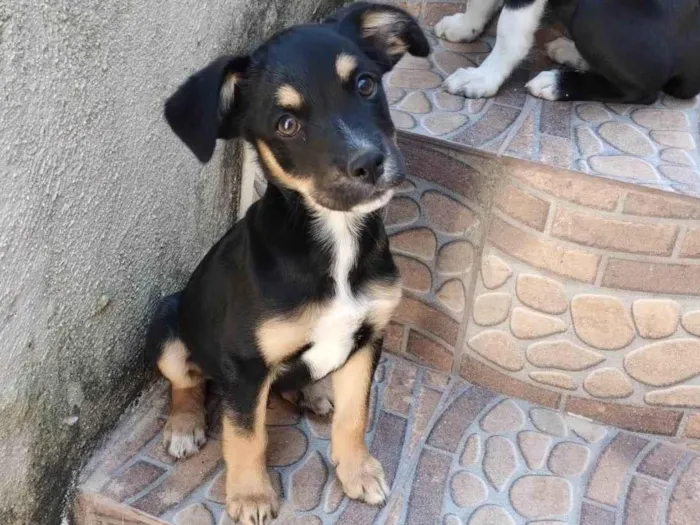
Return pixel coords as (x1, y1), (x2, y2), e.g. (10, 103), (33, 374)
(0, 0), (346, 523)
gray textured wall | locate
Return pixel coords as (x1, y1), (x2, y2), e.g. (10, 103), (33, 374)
(0, 0), (345, 522)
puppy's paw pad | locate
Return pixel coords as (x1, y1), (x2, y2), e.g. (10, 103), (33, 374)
(526, 71), (560, 101)
(226, 492), (280, 525)
(546, 38), (588, 70)
(163, 414), (207, 459)
(300, 396), (334, 416)
(445, 67), (500, 98)
(337, 455), (389, 506)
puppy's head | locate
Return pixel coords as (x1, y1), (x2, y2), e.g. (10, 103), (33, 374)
(165, 3), (429, 213)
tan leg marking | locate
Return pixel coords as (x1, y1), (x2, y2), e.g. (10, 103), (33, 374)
(255, 303), (321, 366)
(365, 279), (402, 332)
(157, 340), (207, 458)
(224, 377), (279, 525)
(331, 346), (388, 505)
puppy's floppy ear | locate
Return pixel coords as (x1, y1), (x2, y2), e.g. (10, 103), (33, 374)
(326, 2), (429, 70)
(164, 55), (250, 163)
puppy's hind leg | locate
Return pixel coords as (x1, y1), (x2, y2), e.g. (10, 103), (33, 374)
(445, 0), (548, 98)
(157, 339), (207, 458)
(527, 69), (658, 103)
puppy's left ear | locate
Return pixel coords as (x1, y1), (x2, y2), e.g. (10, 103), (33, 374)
(327, 2), (430, 70)
(164, 55), (250, 163)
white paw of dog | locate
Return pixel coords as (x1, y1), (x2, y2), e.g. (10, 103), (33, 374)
(445, 67), (502, 98)
(526, 70), (560, 101)
(434, 13), (483, 43)
(163, 413), (207, 459)
(546, 37), (589, 70)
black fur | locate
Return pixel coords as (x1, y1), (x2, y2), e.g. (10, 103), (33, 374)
(562, 0), (700, 102)
(145, 292), (181, 365)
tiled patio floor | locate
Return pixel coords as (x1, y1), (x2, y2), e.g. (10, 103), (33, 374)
(78, 354), (700, 525)
(384, 25), (700, 198)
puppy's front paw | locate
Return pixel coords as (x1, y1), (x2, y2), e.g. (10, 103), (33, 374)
(434, 13), (482, 43)
(226, 478), (280, 525)
(163, 412), (206, 459)
(526, 70), (561, 101)
(336, 454), (389, 506)
(445, 67), (502, 98)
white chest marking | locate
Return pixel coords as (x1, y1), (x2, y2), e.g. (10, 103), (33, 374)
(302, 211), (369, 380)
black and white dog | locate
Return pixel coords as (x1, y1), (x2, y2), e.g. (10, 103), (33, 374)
(435, 0), (700, 103)
(148, 3), (428, 524)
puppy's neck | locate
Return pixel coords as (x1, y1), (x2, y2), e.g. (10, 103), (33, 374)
(255, 183), (386, 286)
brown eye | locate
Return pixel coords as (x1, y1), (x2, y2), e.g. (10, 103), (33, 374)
(276, 115), (300, 137)
(356, 74), (377, 97)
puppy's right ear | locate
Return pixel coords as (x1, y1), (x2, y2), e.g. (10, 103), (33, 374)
(164, 55), (250, 163)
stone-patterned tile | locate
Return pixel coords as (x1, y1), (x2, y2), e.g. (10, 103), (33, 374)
(131, 439), (222, 516)
(427, 387), (496, 452)
(454, 104), (520, 147)
(78, 356), (698, 525)
(103, 461), (166, 502)
(667, 457), (700, 525)
(405, 449), (453, 525)
(586, 433), (649, 506)
(174, 503), (213, 525)
(580, 502), (616, 525)
(290, 452), (327, 511)
(624, 476), (664, 525)
(637, 443), (686, 481)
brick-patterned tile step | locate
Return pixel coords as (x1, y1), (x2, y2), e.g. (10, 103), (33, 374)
(74, 354), (700, 524)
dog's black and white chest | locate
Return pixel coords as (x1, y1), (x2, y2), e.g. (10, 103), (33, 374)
(300, 213), (367, 377)
(256, 204), (401, 389)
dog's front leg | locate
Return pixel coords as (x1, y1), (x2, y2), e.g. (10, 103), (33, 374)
(222, 374), (279, 525)
(435, 0), (504, 43)
(445, 0), (547, 98)
(330, 339), (388, 505)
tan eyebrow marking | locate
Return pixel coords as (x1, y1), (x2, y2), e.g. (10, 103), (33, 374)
(335, 53), (358, 82)
(276, 84), (304, 109)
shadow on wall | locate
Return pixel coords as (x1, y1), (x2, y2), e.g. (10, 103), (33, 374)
(0, 1), (347, 523)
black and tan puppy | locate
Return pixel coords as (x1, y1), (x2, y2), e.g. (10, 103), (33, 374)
(147, 3), (429, 524)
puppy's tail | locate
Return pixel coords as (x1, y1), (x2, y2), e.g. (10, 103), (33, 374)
(145, 292), (182, 365)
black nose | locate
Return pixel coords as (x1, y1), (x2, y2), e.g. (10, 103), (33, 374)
(347, 148), (385, 182)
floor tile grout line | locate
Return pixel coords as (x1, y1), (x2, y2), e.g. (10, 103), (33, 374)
(575, 428), (622, 520)
(375, 379), (469, 524)
(658, 451), (694, 525)
(497, 98), (539, 157)
(614, 438), (662, 525)
(122, 470), (174, 509)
